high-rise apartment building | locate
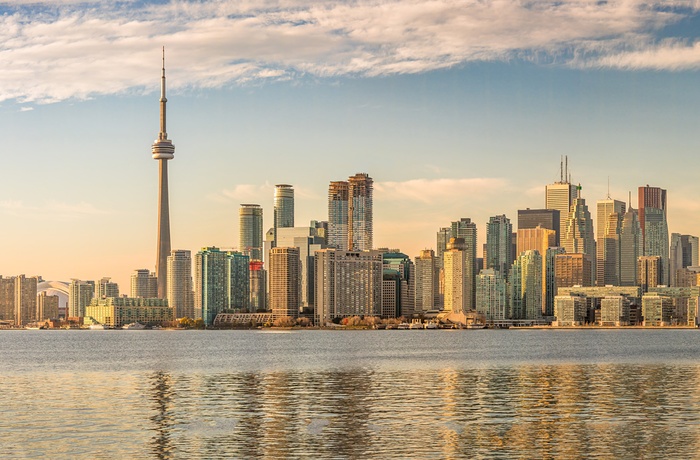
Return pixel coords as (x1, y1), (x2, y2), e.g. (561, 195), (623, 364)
(348, 173), (373, 251)
(670, 234), (699, 286)
(239, 204), (264, 261)
(383, 252), (414, 318)
(518, 209), (561, 246)
(269, 247), (300, 319)
(328, 181), (349, 250)
(152, 48), (176, 300)
(314, 249), (383, 325)
(96, 277), (119, 299)
(227, 251), (250, 311)
(37, 292), (59, 321)
(436, 227), (451, 269)
(15, 275), (38, 326)
(510, 250), (542, 320)
(638, 185), (669, 285)
(0, 276), (14, 322)
(619, 207), (642, 286)
(596, 198), (626, 286)
(443, 238), (467, 313)
(167, 249), (194, 319)
(545, 247), (566, 316)
(450, 218), (477, 310)
(563, 188), (596, 285)
(195, 247), (228, 325)
(476, 269), (508, 321)
(131, 269), (158, 299)
(69, 279), (95, 318)
(273, 185), (294, 244)
(486, 215), (512, 279)
(414, 249), (439, 312)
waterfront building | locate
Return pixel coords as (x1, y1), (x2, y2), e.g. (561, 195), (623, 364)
(130, 269), (158, 299)
(269, 247), (300, 319)
(638, 256), (661, 293)
(443, 238), (467, 313)
(239, 204), (264, 261)
(596, 198), (626, 286)
(69, 279), (95, 318)
(273, 185), (294, 244)
(249, 261), (267, 312)
(520, 250), (543, 320)
(314, 249), (383, 325)
(638, 185), (669, 285)
(486, 215), (512, 279)
(619, 206), (642, 286)
(96, 277), (119, 299)
(414, 249), (440, 312)
(563, 187), (596, 285)
(348, 173), (373, 251)
(517, 226), (556, 315)
(600, 296), (631, 326)
(37, 292), (59, 321)
(648, 286), (700, 326)
(152, 49), (176, 299)
(641, 293), (673, 326)
(15, 275), (38, 326)
(276, 227), (325, 310)
(554, 295), (587, 326)
(328, 181), (349, 250)
(85, 297), (172, 328)
(195, 247), (250, 325)
(167, 249), (194, 319)
(555, 253), (593, 289)
(476, 269), (508, 321)
(0, 276), (14, 322)
(545, 157), (577, 245)
(518, 208), (561, 246)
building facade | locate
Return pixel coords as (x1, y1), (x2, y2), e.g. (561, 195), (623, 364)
(239, 204), (264, 261)
(269, 247), (300, 319)
(167, 249), (194, 319)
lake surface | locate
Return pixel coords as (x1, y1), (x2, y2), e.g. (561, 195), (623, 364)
(2, 329), (700, 458)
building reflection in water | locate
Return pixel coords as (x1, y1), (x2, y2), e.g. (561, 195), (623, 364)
(137, 364), (700, 458)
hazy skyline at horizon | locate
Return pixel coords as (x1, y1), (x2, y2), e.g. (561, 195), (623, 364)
(1, 0), (700, 289)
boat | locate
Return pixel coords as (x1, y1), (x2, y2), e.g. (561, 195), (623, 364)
(25, 326), (42, 330)
(463, 323), (486, 329)
(123, 322), (146, 330)
(409, 322), (424, 329)
(89, 323), (108, 330)
(425, 321), (439, 329)
(397, 323), (410, 330)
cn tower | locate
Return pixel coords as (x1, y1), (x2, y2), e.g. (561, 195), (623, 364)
(152, 48), (175, 299)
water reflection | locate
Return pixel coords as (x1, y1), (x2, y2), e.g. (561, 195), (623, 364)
(135, 365), (700, 458)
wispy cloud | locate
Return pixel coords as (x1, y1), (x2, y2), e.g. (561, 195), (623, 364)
(376, 177), (508, 203)
(0, 200), (109, 220)
(1, 1), (699, 104)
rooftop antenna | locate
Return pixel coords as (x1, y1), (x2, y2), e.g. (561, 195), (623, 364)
(560, 155), (564, 183)
(607, 176), (611, 200)
(628, 191), (632, 209)
(565, 156), (568, 184)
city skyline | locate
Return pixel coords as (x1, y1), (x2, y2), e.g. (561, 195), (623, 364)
(2, 1), (700, 290)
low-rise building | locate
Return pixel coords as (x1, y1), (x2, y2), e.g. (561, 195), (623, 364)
(85, 297), (172, 328)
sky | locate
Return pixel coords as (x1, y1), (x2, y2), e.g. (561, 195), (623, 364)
(1, 0), (700, 290)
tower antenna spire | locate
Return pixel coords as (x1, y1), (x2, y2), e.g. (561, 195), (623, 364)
(607, 176), (611, 200)
(560, 155), (563, 183)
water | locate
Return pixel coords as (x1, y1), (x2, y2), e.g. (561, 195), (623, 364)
(2, 329), (700, 458)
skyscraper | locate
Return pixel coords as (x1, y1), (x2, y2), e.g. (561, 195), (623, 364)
(638, 256), (661, 293)
(436, 227), (451, 269)
(69, 279), (95, 318)
(619, 206), (641, 286)
(96, 277), (119, 299)
(167, 249), (194, 319)
(476, 269), (508, 321)
(545, 157), (577, 244)
(563, 187), (596, 286)
(15, 275), (38, 326)
(414, 249), (439, 312)
(518, 209), (561, 246)
(249, 261), (267, 312)
(443, 238), (467, 313)
(273, 184), (294, 243)
(276, 227), (325, 310)
(195, 247), (227, 325)
(348, 173), (373, 251)
(596, 198), (626, 286)
(0, 276), (14, 322)
(486, 215), (512, 279)
(638, 185), (669, 285)
(328, 181), (349, 250)
(152, 48), (175, 299)
(269, 247), (301, 319)
(239, 204), (264, 261)
(517, 226), (556, 315)
(450, 218), (477, 310)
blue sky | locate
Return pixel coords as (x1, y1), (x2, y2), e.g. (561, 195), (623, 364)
(1, 0), (700, 289)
